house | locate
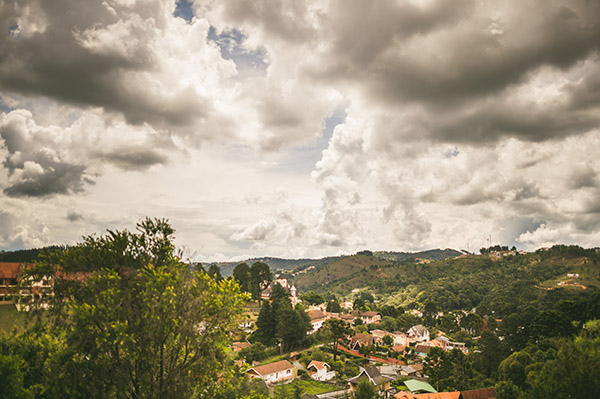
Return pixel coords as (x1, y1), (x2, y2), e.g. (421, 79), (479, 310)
(307, 360), (335, 381)
(347, 366), (392, 393)
(400, 365), (417, 377)
(407, 325), (430, 343)
(248, 360), (297, 384)
(360, 311), (382, 324)
(1, 262), (56, 305)
(232, 341), (251, 352)
(415, 344), (432, 357)
(396, 392), (460, 399)
(260, 274), (300, 305)
(393, 331), (410, 346)
(0, 262), (21, 302)
(460, 388), (496, 399)
(391, 344), (406, 354)
(307, 309), (328, 333)
(370, 329), (391, 341)
(403, 379), (437, 394)
(341, 301), (354, 310)
(350, 333), (376, 350)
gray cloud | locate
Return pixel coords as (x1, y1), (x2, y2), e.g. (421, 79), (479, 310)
(314, 0), (600, 105)
(66, 210), (84, 222)
(0, 0), (211, 129)
(94, 148), (168, 171)
(0, 110), (90, 197)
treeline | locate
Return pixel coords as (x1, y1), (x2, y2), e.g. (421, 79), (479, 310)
(0, 219), (269, 399)
(0, 246), (66, 262)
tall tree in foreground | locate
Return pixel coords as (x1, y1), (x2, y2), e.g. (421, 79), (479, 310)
(27, 218), (249, 399)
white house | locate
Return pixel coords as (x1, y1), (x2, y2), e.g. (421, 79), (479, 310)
(392, 332), (410, 346)
(307, 309), (328, 334)
(307, 360), (335, 381)
(248, 360), (297, 384)
(407, 324), (430, 343)
(360, 311), (382, 325)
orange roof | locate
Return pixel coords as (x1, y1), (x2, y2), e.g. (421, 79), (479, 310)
(396, 392), (461, 399)
(415, 392), (460, 399)
(308, 309), (326, 321)
(233, 342), (251, 350)
(461, 388), (496, 399)
(307, 360), (329, 371)
(391, 345), (406, 352)
(249, 360), (295, 376)
(0, 262), (21, 279)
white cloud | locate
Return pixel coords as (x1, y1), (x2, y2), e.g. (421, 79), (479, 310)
(1, 0), (600, 259)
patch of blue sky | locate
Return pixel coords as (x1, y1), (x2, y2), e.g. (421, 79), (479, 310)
(207, 26), (268, 77)
(278, 108), (348, 174)
(443, 147), (460, 158)
(0, 97), (15, 113)
(174, 0), (194, 23)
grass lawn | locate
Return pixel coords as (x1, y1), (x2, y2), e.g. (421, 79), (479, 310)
(0, 304), (28, 335)
(298, 379), (342, 395)
(274, 378), (343, 396)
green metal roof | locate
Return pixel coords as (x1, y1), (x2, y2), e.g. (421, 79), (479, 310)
(404, 379), (437, 393)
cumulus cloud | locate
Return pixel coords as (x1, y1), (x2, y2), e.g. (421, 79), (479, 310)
(0, 109), (89, 197)
(2, 0), (600, 257)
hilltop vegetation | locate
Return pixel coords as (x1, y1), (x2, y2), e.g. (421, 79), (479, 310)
(292, 246), (600, 317)
(0, 246), (65, 263)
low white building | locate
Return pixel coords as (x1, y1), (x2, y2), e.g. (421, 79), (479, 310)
(407, 324), (430, 343)
(248, 360), (297, 384)
(307, 360), (335, 381)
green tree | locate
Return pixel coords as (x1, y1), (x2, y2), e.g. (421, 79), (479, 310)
(255, 301), (276, 345)
(29, 218), (248, 399)
(424, 347), (475, 391)
(0, 353), (33, 399)
(326, 300), (342, 313)
(461, 313), (483, 335)
(423, 301), (438, 325)
(323, 319), (351, 361)
(498, 351), (534, 389)
(353, 297), (366, 311)
(249, 262), (272, 301)
(277, 307), (308, 353)
(526, 335), (600, 398)
(353, 379), (379, 399)
(474, 330), (505, 378)
(382, 335), (393, 346)
(301, 292), (324, 306)
(207, 264), (222, 280)
(233, 263), (251, 293)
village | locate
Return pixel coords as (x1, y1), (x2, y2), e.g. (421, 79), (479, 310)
(231, 273), (496, 399)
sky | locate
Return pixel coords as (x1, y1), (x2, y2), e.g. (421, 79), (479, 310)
(1, 0), (599, 261)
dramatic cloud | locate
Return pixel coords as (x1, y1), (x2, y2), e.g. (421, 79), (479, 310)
(1, 0), (599, 258)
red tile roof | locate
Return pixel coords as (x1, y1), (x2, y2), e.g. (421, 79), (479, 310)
(460, 388), (497, 399)
(0, 263), (21, 280)
(307, 360), (329, 371)
(249, 360), (295, 376)
(308, 309), (326, 321)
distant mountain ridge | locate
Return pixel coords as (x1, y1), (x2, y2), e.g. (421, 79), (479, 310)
(207, 248), (463, 277)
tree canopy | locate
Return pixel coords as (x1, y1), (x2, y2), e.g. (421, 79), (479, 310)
(5, 218), (256, 399)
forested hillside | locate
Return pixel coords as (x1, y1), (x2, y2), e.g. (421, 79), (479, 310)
(0, 246), (65, 262)
(292, 245), (600, 317)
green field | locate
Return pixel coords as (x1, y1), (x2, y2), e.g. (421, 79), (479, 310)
(0, 304), (28, 335)
(274, 378), (343, 396)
